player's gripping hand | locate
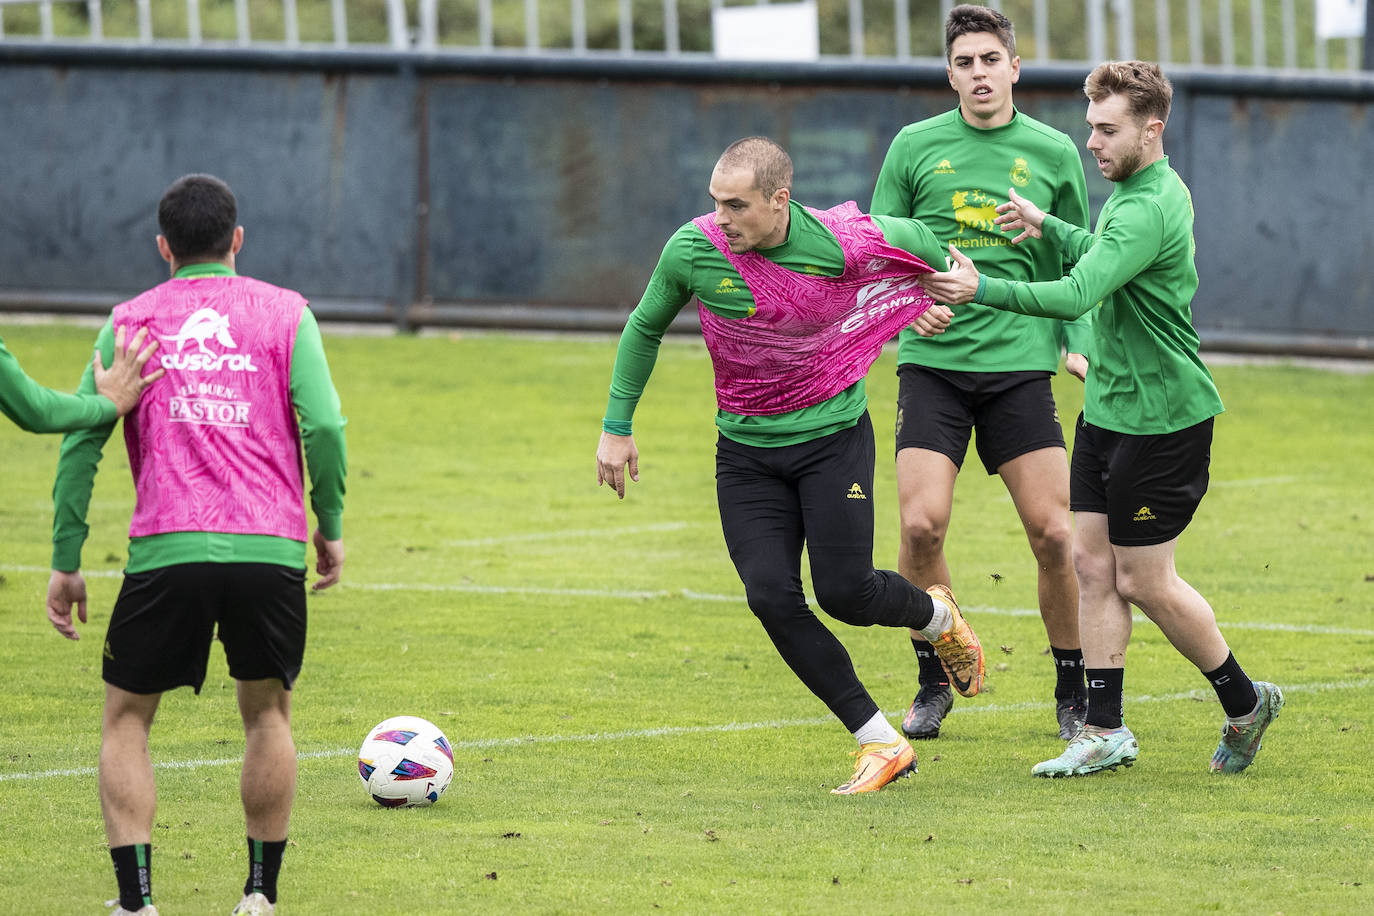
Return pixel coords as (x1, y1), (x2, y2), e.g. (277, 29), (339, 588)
(94, 325), (165, 415)
(597, 431), (639, 500)
(46, 570), (89, 641)
(910, 304), (953, 337)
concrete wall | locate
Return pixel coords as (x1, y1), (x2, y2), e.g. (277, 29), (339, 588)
(1, 46), (1370, 354)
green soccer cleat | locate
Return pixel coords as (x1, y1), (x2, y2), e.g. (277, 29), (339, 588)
(1032, 724), (1139, 777)
(1210, 681), (1283, 774)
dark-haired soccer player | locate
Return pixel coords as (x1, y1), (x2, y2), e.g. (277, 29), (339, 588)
(45, 174), (347, 915)
(919, 61), (1282, 777)
(596, 136), (986, 795)
(871, 3), (1090, 741)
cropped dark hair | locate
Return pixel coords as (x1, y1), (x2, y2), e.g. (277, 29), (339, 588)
(945, 4), (1016, 59)
(157, 174), (238, 260)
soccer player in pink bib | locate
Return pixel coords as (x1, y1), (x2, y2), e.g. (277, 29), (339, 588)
(596, 137), (986, 795)
(45, 174), (347, 916)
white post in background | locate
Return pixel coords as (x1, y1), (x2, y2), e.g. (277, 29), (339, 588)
(1112, 0), (1134, 59)
(619, 0), (633, 53)
(136, 0), (151, 41)
(1218, 0), (1234, 66)
(524, 0), (538, 50)
(39, 0), (52, 39)
(893, 0), (909, 60)
(572, 0), (586, 52)
(1155, 0), (1170, 62)
(283, 0), (299, 45)
(418, 0), (437, 50)
(185, 0), (199, 43)
(236, 0), (251, 45)
(89, 0), (103, 39)
(331, 0), (347, 47)
(1034, 0), (1050, 62)
(1086, 0), (1106, 62)
(386, 0), (408, 49)
(664, 0), (680, 54)
(1187, 0), (1202, 65)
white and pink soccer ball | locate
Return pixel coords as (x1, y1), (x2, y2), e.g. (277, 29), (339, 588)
(357, 716), (454, 808)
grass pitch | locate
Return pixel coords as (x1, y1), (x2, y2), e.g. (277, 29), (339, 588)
(1, 321), (1371, 914)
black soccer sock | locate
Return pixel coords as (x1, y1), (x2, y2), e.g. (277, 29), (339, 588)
(110, 843), (153, 912)
(1051, 646), (1086, 699)
(911, 638), (950, 688)
(245, 837), (288, 904)
(1084, 667), (1125, 729)
(1202, 652), (1259, 719)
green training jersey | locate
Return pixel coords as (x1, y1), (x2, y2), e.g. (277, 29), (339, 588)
(52, 264), (348, 573)
(603, 201), (945, 448)
(1, 332), (118, 432)
(975, 157), (1224, 435)
(871, 107), (1093, 370)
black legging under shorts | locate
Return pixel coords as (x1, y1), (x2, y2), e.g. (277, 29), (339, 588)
(715, 411), (936, 732)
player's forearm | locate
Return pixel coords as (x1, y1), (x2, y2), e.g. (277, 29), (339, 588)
(603, 306), (671, 435)
(0, 336), (117, 432)
(291, 310), (347, 540)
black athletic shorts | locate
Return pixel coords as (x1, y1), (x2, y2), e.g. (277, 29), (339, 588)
(894, 365), (1065, 474)
(103, 563), (307, 694)
(1069, 413), (1214, 546)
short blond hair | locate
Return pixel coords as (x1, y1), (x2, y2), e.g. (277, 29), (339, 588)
(717, 136), (793, 198)
(1084, 60), (1173, 124)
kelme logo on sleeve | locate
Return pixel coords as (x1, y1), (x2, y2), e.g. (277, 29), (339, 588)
(160, 308), (259, 372)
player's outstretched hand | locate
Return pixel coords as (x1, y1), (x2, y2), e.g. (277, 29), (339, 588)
(47, 570), (89, 640)
(916, 245), (980, 305)
(94, 325), (165, 416)
(312, 530), (345, 590)
(994, 187), (1047, 245)
(910, 304), (954, 337)
(597, 431), (639, 500)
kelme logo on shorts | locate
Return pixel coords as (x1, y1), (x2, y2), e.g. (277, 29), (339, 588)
(160, 308), (259, 372)
(1133, 506), (1157, 522)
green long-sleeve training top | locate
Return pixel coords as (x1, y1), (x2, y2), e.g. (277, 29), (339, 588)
(974, 157), (1223, 435)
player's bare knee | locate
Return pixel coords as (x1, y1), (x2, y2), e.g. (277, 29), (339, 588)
(899, 512), (946, 559)
(1026, 520), (1073, 568)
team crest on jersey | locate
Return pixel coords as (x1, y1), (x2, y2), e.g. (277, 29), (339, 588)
(1010, 157), (1032, 187)
(160, 308), (259, 373)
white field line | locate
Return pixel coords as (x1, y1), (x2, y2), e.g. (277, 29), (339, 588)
(444, 522), (694, 548)
(3, 566), (1373, 637)
(2, 678), (1369, 785)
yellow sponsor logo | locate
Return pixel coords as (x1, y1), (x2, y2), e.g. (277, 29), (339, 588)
(1133, 506), (1157, 522)
(933, 159), (956, 174)
(846, 483), (868, 500)
(715, 277), (743, 294)
(951, 189), (1000, 234)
